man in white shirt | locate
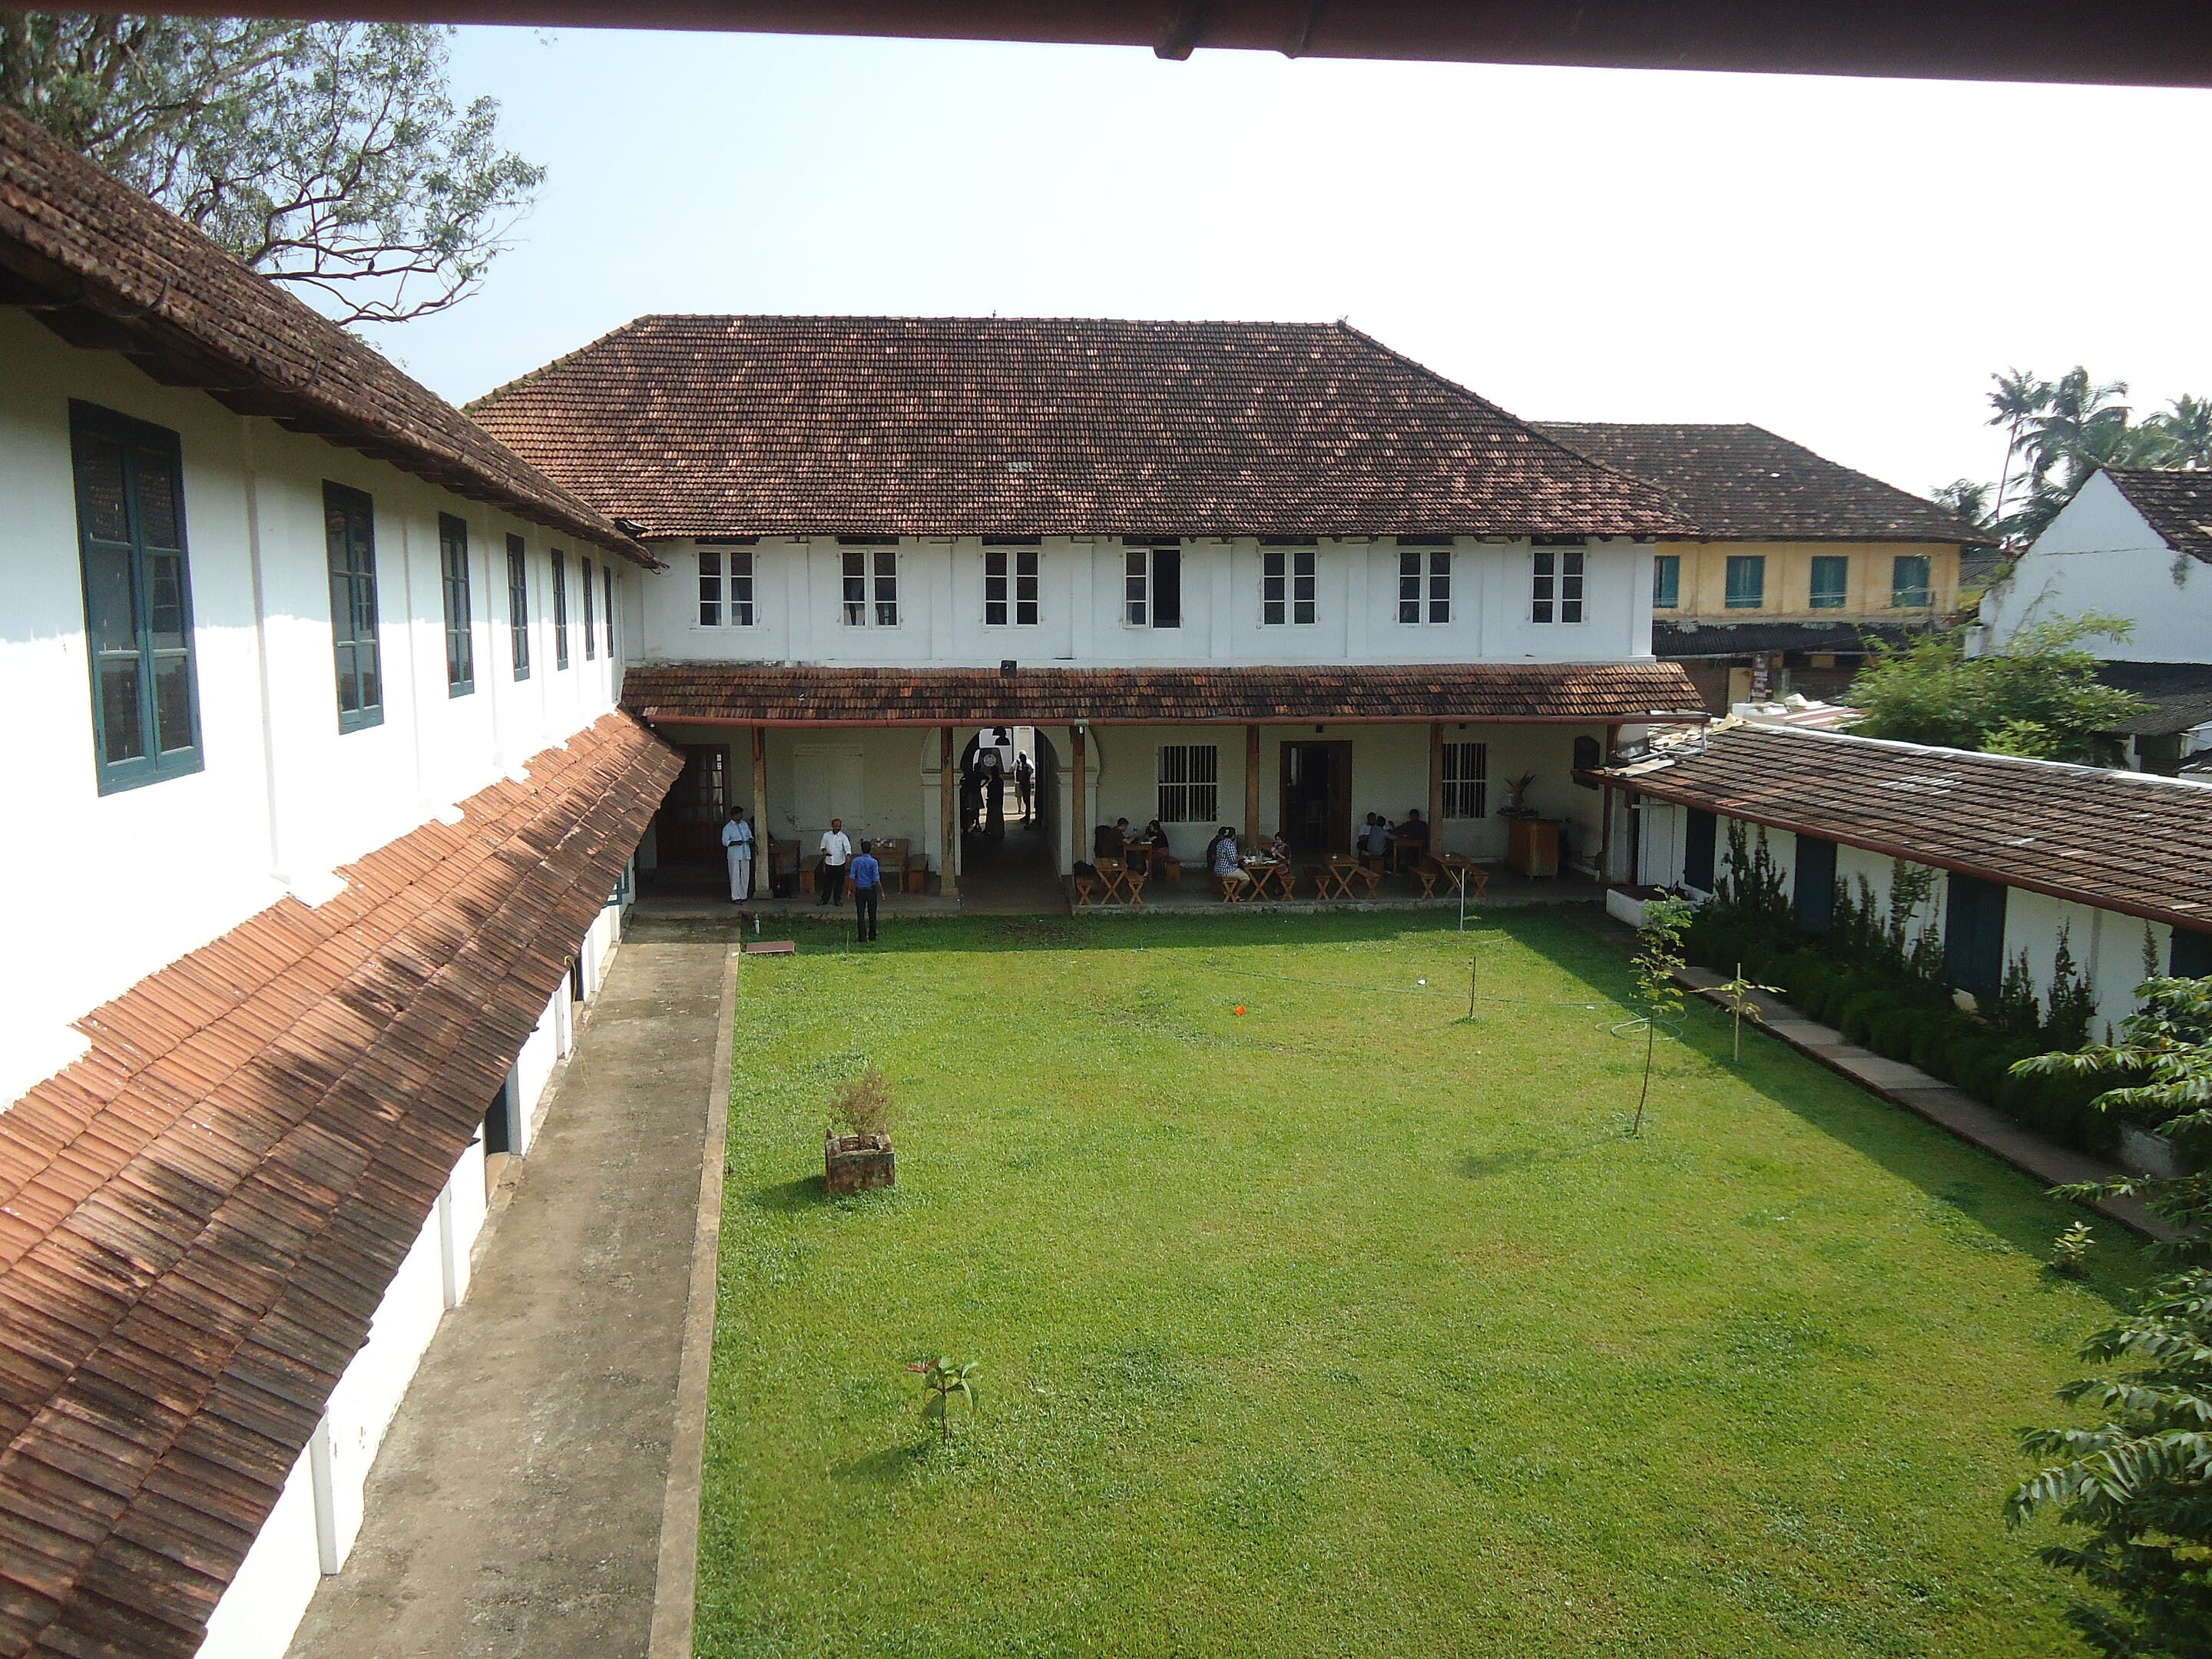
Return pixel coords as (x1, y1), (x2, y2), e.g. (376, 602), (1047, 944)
(817, 816), (854, 906)
(720, 805), (754, 903)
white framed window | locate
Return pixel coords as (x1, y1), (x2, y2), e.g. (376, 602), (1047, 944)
(1157, 743), (1218, 823)
(1532, 543), (1584, 624)
(1442, 741), (1488, 819)
(841, 543), (898, 626)
(1124, 541), (1182, 628)
(985, 542), (1040, 626)
(1399, 544), (1451, 624)
(1261, 543), (1316, 625)
(700, 547), (755, 627)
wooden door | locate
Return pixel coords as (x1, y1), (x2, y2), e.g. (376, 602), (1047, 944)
(1280, 740), (1353, 856)
(657, 744), (729, 866)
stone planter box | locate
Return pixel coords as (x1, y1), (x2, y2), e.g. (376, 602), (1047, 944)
(825, 1130), (896, 1194)
(1607, 885), (1679, 929)
(2119, 1123), (2189, 1181)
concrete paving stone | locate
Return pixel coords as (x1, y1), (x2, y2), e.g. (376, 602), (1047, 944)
(286, 915), (727, 1659)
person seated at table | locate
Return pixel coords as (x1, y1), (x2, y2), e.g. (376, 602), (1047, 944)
(1359, 813), (1391, 864)
(1392, 808), (1431, 868)
(1211, 827), (1251, 890)
(1136, 818), (1172, 875)
(1263, 830), (1292, 863)
(1094, 820), (1126, 859)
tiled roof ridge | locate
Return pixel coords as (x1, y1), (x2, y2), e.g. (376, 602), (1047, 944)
(1719, 719), (2212, 793)
(0, 110), (655, 570)
(0, 712), (680, 1657)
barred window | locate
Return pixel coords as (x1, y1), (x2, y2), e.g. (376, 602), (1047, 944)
(1262, 544), (1316, 625)
(1532, 545), (1584, 624)
(1399, 545), (1450, 623)
(1442, 741), (1488, 819)
(1157, 743), (1219, 824)
(985, 544), (1040, 625)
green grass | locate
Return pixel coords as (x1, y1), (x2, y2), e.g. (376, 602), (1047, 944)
(698, 909), (2141, 1658)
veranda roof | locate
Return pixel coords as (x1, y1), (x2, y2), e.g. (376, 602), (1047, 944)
(621, 661), (1704, 727)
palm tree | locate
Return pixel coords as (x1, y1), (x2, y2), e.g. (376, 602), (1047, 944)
(1986, 367), (2049, 527)
(1933, 478), (1993, 528)
(2024, 367), (2131, 491)
(2144, 394), (2212, 469)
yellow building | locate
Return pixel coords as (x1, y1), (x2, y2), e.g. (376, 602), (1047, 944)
(1540, 422), (1983, 711)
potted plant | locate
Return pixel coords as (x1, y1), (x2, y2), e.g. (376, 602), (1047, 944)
(824, 1066), (897, 1194)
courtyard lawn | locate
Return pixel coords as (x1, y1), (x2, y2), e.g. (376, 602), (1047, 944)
(697, 909), (2141, 1658)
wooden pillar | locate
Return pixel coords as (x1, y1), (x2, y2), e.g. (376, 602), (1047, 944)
(1426, 722), (1445, 841)
(939, 724), (959, 897)
(1244, 724), (1262, 838)
(1071, 724), (1088, 859)
(750, 726), (768, 897)
(1597, 723), (1620, 882)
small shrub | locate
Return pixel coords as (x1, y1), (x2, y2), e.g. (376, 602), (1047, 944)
(2042, 927), (2097, 1050)
(1869, 1005), (1940, 1065)
(831, 1066), (897, 1140)
(1839, 989), (1892, 1048)
(1959, 1036), (2040, 1106)
(1992, 949), (2041, 1039)
(2048, 1220), (2093, 1279)
(1911, 1012), (1985, 1081)
(2002, 1064), (2124, 1156)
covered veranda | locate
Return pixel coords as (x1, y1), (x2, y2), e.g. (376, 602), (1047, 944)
(623, 661), (1702, 910)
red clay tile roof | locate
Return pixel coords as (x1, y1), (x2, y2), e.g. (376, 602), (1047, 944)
(466, 315), (1694, 541)
(1599, 724), (2212, 931)
(1538, 422), (1990, 547)
(2104, 467), (2212, 565)
(0, 713), (677, 1659)
(622, 661), (1704, 726)
(0, 109), (655, 570)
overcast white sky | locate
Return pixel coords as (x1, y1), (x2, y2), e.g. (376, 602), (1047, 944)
(382, 27), (2212, 503)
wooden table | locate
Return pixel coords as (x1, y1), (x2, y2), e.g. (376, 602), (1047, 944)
(1505, 817), (1561, 878)
(1433, 853), (1490, 900)
(1243, 860), (1293, 899)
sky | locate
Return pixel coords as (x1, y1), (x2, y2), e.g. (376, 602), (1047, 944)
(379, 27), (2212, 503)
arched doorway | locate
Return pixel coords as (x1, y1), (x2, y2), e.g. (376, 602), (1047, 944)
(956, 726), (1065, 912)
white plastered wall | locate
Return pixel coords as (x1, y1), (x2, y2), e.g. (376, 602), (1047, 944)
(1982, 471), (2212, 664)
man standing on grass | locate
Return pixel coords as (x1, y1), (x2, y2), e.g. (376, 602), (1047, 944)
(818, 816), (853, 906)
(850, 839), (883, 942)
(720, 805), (753, 904)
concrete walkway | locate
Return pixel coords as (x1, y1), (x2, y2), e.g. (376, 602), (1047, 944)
(1681, 969), (2180, 1243)
(287, 916), (734, 1659)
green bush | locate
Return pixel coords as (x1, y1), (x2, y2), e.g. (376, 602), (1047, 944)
(1839, 989), (1895, 1048)
(1869, 1005), (1945, 1065)
(1911, 1012), (1988, 1084)
(1959, 1036), (2040, 1107)
(1999, 1064), (2124, 1156)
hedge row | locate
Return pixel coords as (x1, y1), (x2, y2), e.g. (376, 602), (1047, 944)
(1681, 909), (2127, 1156)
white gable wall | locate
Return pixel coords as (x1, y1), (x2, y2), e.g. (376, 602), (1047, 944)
(1982, 470), (2212, 664)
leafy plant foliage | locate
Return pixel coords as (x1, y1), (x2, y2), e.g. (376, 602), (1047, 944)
(831, 1066), (897, 1141)
(0, 13), (541, 324)
(2008, 978), (2212, 1657)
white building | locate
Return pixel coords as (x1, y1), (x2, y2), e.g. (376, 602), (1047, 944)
(1603, 723), (2212, 1033)
(471, 315), (1705, 892)
(0, 110), (675, 1659)
(1979, 466), (2212, 773)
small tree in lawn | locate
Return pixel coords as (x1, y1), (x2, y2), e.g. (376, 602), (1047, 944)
(1628, 898), (1692, 1136)
(1713, 962), (1783, 1064)
(2005, 976), (2212, 1657)
(909, 1357), (979, 1445)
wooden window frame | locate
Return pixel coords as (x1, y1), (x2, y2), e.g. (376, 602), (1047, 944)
(72, 401), (204, 793)
(551, 548), (570, 669)
(1891, 553), (1932, 609)
(439, 513), (474, 695)
(1532, 544), (1585, 624)
(1724, 553), (1766, 611)
(984, 544), (1041, 627)
(1261, 545), (1317, 626)
(1809, 555), (1849, 611)
(326, 482), (383, 730)
(507, 535), (531, 682)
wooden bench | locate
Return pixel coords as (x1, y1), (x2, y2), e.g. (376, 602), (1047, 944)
(1211, 869), (1255, 902)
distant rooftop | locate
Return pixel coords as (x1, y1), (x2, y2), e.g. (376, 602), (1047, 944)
(1539, 421), (1990, 547)
(2104, 467), (2212, 565)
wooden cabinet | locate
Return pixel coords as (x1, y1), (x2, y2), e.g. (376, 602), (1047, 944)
(1505, 816), (1561, 878)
